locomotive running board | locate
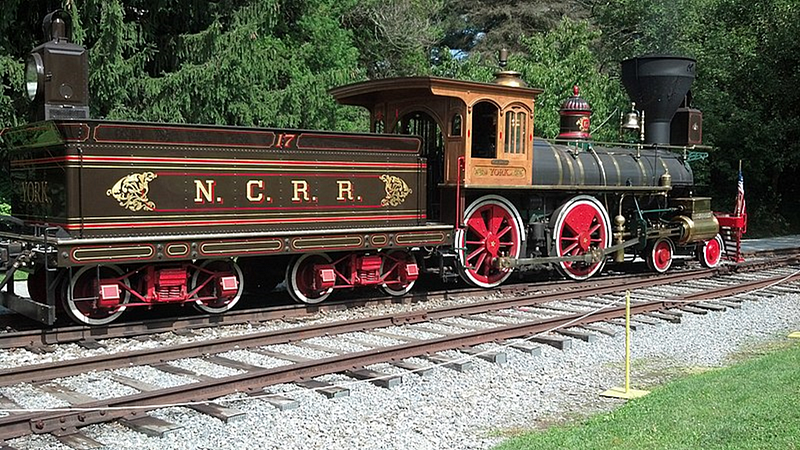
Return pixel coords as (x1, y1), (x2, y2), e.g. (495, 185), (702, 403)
(496, 238), (641, 270)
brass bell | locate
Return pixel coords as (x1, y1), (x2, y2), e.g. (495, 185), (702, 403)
(621, 103), (641, 130)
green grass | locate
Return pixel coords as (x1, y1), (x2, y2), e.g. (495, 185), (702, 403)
(0, 270), (28, 283)
(495, 341), (800, 450)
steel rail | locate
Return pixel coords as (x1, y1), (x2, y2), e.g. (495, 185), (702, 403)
(0, 268), (721, 387)
(0, 270), (798, 441)
(0, 267), (715, 349)
(2, 270), (798, 440)
(0, 298), (693, 440)
(1, 248), (797, 351)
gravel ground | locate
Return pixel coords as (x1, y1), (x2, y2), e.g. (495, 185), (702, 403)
(4, 279), (800, 449)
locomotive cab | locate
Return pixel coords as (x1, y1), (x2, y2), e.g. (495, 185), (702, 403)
(330, 74), (542, 224)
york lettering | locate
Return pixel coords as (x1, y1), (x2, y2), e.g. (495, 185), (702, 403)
(490, 168), (513, 177)
(20, 181), (51, 204)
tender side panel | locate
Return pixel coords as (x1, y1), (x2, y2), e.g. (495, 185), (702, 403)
(11, 121), (427, 238)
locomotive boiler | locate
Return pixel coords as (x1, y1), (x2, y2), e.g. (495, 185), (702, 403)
(0, 12), (744, 326)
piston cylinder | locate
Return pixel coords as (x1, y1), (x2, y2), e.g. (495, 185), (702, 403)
(670, 197), (719, 244)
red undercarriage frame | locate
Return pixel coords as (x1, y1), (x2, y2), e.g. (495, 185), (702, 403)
(95, 263), (238, 308)
(311, 253), (419, 292)
(93, 251), (418, 309)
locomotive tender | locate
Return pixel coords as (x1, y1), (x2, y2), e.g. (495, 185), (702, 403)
(0, 13), (743, 325)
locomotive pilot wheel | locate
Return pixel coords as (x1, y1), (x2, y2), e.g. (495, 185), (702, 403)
(647, 238), (675, 273)
(456, 195), (524, 288)
(191, 259), (245, 314)
(551, 195), (611, 281)
(698, 234), (725, 268)
(380, 250), (417, 297)
(65, 265), (131, 326)
(287, 253), (334, 304)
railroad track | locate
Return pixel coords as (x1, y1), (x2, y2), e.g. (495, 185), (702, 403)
(0, 267), (693, 350)
(1, 264), (799, 445)
(3, 251), (798, 350)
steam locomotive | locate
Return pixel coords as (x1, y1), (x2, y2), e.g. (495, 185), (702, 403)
(0, 13), (746, 325)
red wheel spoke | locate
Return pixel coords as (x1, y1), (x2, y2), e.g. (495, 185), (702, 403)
(488, 207), (503, 234)
(467, 215), (489, 237)
(563, 206), (593, 234)
(474, 253), (487, 274)
(467, 246), (485, 261)
(496, 225), (512, 239)
(562, 242), (579, 255)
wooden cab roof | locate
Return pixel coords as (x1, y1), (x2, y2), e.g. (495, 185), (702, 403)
(330, 76), (543, 110)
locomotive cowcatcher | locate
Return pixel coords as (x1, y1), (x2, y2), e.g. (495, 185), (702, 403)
(0, 13), (746, 325)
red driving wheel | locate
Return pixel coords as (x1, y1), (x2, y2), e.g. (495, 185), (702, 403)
(552, 196), (610, 280)
(457, 196), (523, 288)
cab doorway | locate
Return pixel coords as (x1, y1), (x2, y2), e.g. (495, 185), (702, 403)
(399, 111), (444, 222)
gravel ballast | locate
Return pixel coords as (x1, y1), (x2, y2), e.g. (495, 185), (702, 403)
(4, 286), (800, 449)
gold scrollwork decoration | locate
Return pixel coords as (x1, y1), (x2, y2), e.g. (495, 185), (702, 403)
(106, 172), (158, 212)
(379, 174), (412, 207)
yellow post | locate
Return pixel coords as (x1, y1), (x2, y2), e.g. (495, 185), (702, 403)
(601, 291), (650, 399)
(625, 290), (631, 392)
(789, 332), (800, 339)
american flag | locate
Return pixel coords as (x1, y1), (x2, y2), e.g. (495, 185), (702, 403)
(734, 169), (746, 217)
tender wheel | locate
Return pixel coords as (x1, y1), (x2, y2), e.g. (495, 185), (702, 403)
(191, 259), (244, 314)
(551, 195), (611, 281)
(457, 195), (523, 288)
(698, 234), (725, 268)
(65, 265), (131, 326)
(380, 251), (417, 297)
(647, 238), (674, 273)
(286, 253), (334, 304)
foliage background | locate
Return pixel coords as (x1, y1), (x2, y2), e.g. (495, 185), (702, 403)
(1, 0), (798, 236)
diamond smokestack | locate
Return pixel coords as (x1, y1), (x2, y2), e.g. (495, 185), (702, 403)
(621, 55), (696, 145)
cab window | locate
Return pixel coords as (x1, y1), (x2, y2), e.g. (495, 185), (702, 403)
(504, 110), (527, 154)
(450, 114), (462, 136)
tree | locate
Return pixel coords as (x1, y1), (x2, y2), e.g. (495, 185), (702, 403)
(69, 0), (366, 130)
(434, 19), (627, 142)
(0, 0), (373, 214)
(594, 0), (800, 235)
(438, 0), (590, 57)
(344, 0), (445, 78)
